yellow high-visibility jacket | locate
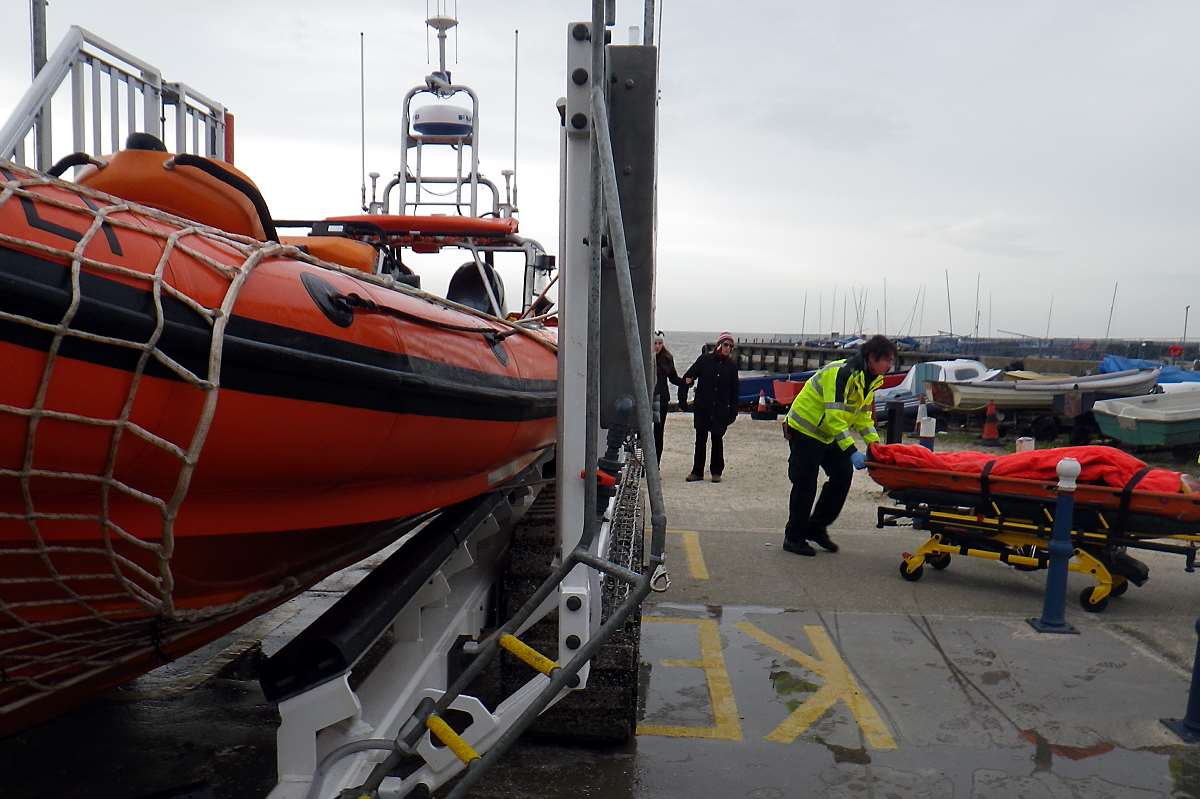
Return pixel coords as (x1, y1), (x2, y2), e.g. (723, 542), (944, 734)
(786, 355), (883, 451)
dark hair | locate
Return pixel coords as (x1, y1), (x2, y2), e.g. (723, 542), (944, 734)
(861, 334), (897, 361)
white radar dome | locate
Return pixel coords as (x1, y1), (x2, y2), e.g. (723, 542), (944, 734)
(412, 105), (473, 136)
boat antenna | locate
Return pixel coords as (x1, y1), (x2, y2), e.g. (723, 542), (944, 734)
(359, 32), (366, 212)
(944, 269), (954, 337)
(513, 28), (519, 211)
(1105, 281), (1118, 340)
(425, 0), (430, 63)
(455, 0), (459, 64)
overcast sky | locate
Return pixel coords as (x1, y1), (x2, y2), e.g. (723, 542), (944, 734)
(2, 1), (1197, 339)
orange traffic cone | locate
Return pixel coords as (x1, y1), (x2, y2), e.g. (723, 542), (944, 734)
(751, 388), (778, 420)
(980, 400), (1002, 446)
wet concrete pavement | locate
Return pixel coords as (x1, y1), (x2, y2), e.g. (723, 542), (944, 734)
(2, 414), (1199, 797)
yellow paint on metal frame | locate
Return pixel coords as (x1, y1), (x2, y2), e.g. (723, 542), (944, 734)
(737, 622), (896, 749)
(637, 616), (742, 740)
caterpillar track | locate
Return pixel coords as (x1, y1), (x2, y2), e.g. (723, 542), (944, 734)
(496, 456), (645, 743)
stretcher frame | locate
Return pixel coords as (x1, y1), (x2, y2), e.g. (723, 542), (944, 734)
(873, 475), (1199, 612)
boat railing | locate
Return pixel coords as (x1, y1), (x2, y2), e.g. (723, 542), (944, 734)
(380, 171), (500, 216)
(0, 25), (228, 172)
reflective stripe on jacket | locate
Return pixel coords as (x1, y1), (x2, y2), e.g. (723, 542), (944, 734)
(786, 355), (883, 451)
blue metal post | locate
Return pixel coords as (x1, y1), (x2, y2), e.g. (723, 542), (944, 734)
(1162, 618), (1200, 743)
(1028, 457), (1080, 635)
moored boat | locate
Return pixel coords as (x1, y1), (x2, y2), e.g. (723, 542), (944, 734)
(1092, 391), (1200, 449)
(928, 368), (1160, 412)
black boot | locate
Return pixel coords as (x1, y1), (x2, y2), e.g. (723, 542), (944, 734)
(808, 528), (839, 553)
(782, 538), (816, 557)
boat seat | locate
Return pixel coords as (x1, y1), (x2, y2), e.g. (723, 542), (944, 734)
(76, 134), (277, 241)
(281, 236), (378, 273)
(446, 261), (505, 315)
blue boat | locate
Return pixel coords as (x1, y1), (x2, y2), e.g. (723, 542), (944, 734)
(738, 370), (815, 406)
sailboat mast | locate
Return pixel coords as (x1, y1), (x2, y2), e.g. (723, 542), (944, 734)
(1105, 282), (1118, 340)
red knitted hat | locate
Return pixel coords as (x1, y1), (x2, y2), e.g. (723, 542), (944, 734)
(716, 332), (734, 347)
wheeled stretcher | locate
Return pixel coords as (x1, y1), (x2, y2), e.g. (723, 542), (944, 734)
(867, 444), (1200, 612)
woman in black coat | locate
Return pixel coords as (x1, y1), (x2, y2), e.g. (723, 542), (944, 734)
(653, 332), (685, 463)
(681, 331), (739, 482)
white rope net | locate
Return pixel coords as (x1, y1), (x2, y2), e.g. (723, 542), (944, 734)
(0, 162), (326, 718)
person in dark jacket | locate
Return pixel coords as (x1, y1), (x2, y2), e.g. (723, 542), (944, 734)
(682, 331), (739, 482)
(653, 332), (686, 463)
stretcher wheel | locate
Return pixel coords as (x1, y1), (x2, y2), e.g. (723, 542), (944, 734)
(927, 553), (951, 570)
(1110, 579), (1129, 598)
(899, 560), (924, 582)
(1079, 586), (1109, 613)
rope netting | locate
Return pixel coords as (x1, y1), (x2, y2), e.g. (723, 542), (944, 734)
(0, 162), (304, 713)
(0, 160), (556, 720)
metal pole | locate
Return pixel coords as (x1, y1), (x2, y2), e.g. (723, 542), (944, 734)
(1161, 618), (1200, 743)
(1028, 457), (1080, 634)
(30, 0), (51, 171)
(885, 400), (905, 443)
(592, 81), (668, 566)
(1105, 282), (1118, 340)
(1184, 305), (1190, 350)
(944, 269), (953, 337)
(643, 0), (655, 45)
(583, 2), (605, 549)
(512, 29), (519, 210)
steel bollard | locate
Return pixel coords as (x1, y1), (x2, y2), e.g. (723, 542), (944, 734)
(885, 400), (905, 444)
(1028, 457), (1081, 634)
(1162, 618), (1200, 742)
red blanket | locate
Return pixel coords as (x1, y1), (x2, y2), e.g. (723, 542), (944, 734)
(868, 443), (1182, 494)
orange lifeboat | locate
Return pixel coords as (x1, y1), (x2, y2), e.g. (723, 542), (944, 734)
(0, 158), (556, 733)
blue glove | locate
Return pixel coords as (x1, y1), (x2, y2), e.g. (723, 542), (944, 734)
(850, 450), (867, 471)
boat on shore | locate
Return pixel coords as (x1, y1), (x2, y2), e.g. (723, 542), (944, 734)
(0, 15), (557, 734)
(1092, 391), (1200, 449)
(928, 368), (1160, 412)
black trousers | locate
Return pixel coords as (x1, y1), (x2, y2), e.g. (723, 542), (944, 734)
(692, 412), (728, 476)
(785, 431), (853, 544)
(653, 397), (668, 463)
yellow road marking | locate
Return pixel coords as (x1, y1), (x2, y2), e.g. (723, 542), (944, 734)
(638, 616), (742, 740)
(737, 622), (896, 749)
(668, 529), (709, 580)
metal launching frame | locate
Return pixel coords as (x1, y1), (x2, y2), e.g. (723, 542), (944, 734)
(264, 4), (669, 797)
